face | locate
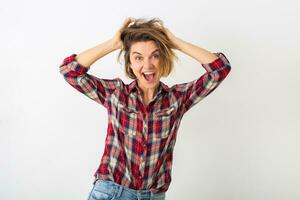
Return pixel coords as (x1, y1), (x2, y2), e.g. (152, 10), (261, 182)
(129, 40), (161, 91)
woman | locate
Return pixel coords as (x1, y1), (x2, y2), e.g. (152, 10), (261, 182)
(59, 17), (231, 200)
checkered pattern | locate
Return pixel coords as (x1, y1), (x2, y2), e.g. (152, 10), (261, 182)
(59, 52), (231, 193)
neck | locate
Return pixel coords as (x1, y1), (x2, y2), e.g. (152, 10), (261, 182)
(137, 80), (160, 104)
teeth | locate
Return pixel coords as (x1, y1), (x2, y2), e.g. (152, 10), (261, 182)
(143, 72), (155, 75)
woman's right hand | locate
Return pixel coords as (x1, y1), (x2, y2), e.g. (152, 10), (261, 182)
(111, 17), (136, 49)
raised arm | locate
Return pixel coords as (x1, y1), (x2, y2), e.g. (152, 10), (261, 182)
(59, 18), (135, 106)
(165, 28), (218, 64)
(165, 28), (231, 112)
(75, 18), (135, 67)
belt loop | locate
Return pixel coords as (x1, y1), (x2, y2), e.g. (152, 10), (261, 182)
(115, 184), (123, 198)
(150, 191), (153, 200)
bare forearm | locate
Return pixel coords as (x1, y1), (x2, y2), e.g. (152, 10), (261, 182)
(173, 37), (218, 64)
(75, 38), (119, 68)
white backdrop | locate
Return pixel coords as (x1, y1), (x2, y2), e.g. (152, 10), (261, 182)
(1, 0), (300, 199)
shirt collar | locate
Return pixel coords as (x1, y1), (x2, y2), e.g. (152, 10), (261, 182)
(128, 79), (169, 95)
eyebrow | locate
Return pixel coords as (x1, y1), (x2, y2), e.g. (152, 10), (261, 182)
(132, 49), (159, 55)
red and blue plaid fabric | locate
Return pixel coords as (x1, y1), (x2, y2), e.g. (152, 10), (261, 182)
(59, 52), (231, 193)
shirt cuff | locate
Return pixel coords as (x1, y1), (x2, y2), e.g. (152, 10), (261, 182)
(61, 53), (89, 74)
(201, 52), (230, 72)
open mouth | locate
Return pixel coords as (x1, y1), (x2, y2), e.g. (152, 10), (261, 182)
(142, 72), (155, 82)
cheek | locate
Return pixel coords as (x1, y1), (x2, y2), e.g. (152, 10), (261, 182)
(130, 65), (142, 75)
(130, 58), (140, 68)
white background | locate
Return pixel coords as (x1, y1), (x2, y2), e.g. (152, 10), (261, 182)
(1, 0), (300, 199)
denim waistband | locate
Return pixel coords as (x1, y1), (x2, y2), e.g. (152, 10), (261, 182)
(94, 179), (165, 199)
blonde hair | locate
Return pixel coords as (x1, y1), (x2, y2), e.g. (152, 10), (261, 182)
(117, 18), (178, 79)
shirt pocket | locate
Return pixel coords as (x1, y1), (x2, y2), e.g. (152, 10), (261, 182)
(116, 103), (139, 137)
(153, 106), (176, 140)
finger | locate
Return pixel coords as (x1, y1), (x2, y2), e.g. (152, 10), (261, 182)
(124, 17), (135, 25)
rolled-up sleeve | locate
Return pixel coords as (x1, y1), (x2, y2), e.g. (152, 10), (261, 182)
(59, 54), (121, 107)
(176, 52), (231, 112)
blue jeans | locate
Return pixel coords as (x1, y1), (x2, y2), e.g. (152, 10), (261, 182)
(86, 179), (166, 200)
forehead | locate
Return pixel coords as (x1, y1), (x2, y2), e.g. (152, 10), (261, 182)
(130, 40), (159, 54)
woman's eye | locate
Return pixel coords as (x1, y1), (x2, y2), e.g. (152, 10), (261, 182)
(135, 56), (142, 60)
(153, 54), (160, 58)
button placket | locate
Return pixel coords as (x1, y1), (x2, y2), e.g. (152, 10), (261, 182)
(140, 112), (148, 175)
(139, 156), (145, 172)
(143, 113), (148, 132)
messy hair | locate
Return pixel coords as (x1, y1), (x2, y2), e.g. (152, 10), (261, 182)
(117, 18), (178, 79)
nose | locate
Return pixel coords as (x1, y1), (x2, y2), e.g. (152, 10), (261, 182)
(143, 58), (154, 69)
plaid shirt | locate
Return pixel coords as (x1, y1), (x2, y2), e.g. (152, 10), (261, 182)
(59, 52), (231, 193)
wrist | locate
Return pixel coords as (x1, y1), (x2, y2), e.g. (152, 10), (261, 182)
(172, 36), (182, 50)
(108, 38), (121, 51)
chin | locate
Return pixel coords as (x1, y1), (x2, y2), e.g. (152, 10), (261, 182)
(139, 79), (159, 88)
